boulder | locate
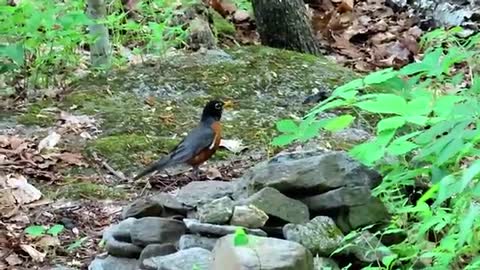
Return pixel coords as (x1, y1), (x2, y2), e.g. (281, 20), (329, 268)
(139, 243), (177, 263)
(347, 197), (390, 229)
(88, 255), (138, 270)
(230, 205), (269, 228)
(142, 248), (212, 270)
(176, 181), (235, 207)
(183, 218), (267, 237)
(247, 151), (381, 194)
(212, 234), (313, 270)
(122, 193), (192, 220)
(313, 256), (340, 270)
(130, 217), (186, 247)
(102, 218), (142, 258)
(244, 187), (309, 224)
(345, 231), (393, 263)
(197, 196), (234, 224)
(301, 186), (372, 212)
(283, 216), (344, 256)
(178, 234), (218, 251)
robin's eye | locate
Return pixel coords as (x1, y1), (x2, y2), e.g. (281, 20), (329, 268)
(215, 103), (222, 109)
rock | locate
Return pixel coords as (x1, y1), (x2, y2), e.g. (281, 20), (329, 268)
(346, 231), (393, 263)
(248, 151), (382, 194)
(244, 187), (309, 224)
(178, 235), (218, 251)
(102, 218), (143, 258)
(313, 256), (340, 270)
(301, 186), (372, 212)
(347, 197), (390, 229)
(130, 217), (186, 247)
(183, 218), (267, 237)
(187, 17), (216, 50)
(197, 196), (234, 224)
(233, 10), (250, 23)
(230, 205), (269, 228)
(152, 192), (193, 215)
(332, 128), (371, 143)
(122, 193), (192, 220)
(139, 243), (177, 263)
(142, 248), (212, 270)
(212, 234), (313, 270)
(121, 197), (164, 219)
(88, 255), (139, 270)
(176, 181), (235, 207)
(283, 216), (344, 256)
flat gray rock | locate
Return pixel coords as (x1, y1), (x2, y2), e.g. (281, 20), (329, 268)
(151, 192), (193, 215)
(347, 197), (390, 229)
(197, 196), (234, 224)
(121, 197), (164, 219)
(102, 218), (142, 258)
(247, 151), (381, 194)
(88, 255), (139, 270)
(139, 243), (177, 263)
(183, 218), (267, 237)
(301, 186), (372, 211)
(244, 187), (309, 224)
(178, 234), (218, 251)
(212, 234), (313, 270)
(176, 181), (235, 207)
(130, 217), (186, 247)
(230, 205), (269, 228)
(283, 216), (344, 256)
(142, 248), (212, 270)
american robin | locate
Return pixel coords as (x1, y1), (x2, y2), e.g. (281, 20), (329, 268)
(134, 100), (224, 180)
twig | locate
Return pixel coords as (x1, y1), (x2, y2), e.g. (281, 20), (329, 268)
(92, 152), (127, 181)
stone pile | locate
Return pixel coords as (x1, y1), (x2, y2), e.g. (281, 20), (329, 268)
(89, 149), (392, 270)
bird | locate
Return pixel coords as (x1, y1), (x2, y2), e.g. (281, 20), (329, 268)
(134, 100), (224, 181)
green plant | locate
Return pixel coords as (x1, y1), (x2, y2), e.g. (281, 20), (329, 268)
(273, 27), (480, 269)
(25, 224), (65, 237)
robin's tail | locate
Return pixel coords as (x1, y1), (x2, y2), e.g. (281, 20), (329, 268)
(133, 155), (172, 180)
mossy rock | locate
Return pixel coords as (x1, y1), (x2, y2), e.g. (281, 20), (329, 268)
(211, 8), (236, 36)
(18, 46), (356, 173)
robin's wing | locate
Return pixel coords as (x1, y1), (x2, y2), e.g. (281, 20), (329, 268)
(168, 124), (215, 163)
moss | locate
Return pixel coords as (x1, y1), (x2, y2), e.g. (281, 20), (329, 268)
(44, 180), (128, 200)
(211, 9), (235, 36)
(86, 133), (179, 171)
(17, 100), (56, 127)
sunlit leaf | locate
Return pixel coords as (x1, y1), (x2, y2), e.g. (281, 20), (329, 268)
(25, 225), (46, 237)
(377, 116), (406, 133)
(276, 119), (298, 133)
(47, 224), (64, 236)
(324, 115), (355, 132)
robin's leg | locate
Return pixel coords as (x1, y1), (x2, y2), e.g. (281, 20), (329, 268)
(191, 166), (200, 180)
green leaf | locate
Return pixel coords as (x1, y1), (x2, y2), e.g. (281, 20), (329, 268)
(377, 116), (406, 133)
(434, 175), (460, 206)
(67, 237), (88, 252)
(436, 137), (464, 165)
(233, 228), (249, 246)
(271, 134), (296, 146)
(460, 160), (480, 192)
(458, 203), (479, 246)
(363, 68), (398, 85)
(332, 79), (364, 97)
(404, 116), (429, 125)
(433, 95), (466, 117)
(355, 94), (407, 115)
(0, 43), (24, 66)
(403, 97), (432, 116)
(47, 224), (64, 236)
(324, 115), (355, 132)
(306, 99), (349, 118)
(381, 254), (398, 267)
(417, 184), (439, 204)
(25, 225), (46, 237)
(276, 119), (298, 133)
(386, 139), (418, 156)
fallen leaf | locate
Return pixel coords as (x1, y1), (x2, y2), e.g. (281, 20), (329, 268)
(19, 244), (45, 262)
(37, 235), (61, 248)
(53, 152), (86, 166)
(219, 139), (247, 153)
(206, 167), (222, 180)
(1, 174), (42, 204)
(5, 253), (23, 266)
(37, 131), (61, 152)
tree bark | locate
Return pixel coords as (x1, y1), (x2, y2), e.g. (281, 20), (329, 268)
(252, 0), (320, 55)
(87, 0), (111, 68)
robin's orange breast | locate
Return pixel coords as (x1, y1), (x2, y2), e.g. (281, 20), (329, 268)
(186, 121), (222, 167)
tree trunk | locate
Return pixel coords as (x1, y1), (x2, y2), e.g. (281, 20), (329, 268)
(252, 0), (320, 55)
(87, 0), (111, 68)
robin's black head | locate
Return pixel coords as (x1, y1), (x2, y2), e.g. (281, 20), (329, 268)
(201, 100), (224, 122)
